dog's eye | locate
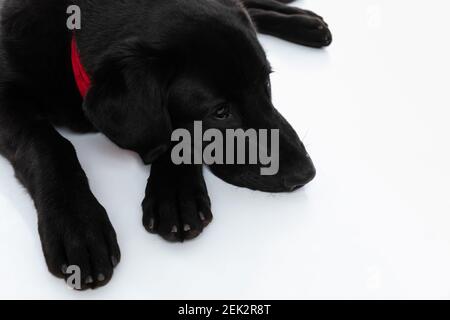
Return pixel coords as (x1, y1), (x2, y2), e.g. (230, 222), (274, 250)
(214, 104), (231, 120)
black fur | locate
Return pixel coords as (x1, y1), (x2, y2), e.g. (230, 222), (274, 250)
(0, 0), (331, 289)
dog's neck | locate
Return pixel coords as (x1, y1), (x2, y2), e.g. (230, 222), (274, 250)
(71, 35), (91, 98)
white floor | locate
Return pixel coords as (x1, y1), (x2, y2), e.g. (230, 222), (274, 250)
(1, 0), (450, 299)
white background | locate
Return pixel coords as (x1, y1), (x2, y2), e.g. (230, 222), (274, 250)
(1, 0), (450, 299)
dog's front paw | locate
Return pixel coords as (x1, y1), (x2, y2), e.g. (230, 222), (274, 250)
(248, 7), (332, 48)
(276, 11), (332, 48)
(38, 194), (120, 290)
(142, 157), (212, 242)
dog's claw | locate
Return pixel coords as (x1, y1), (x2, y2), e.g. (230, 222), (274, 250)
(111, 256), (119, 268)
(184, 229), (201, 240)
(199, 210), (213, 227)
(162, 231), (179, 243)
(148, 218), (155, 232)
(97, 273), (106, 282)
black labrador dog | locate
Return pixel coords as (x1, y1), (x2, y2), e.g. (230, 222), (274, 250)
(0, 0), (331, 289)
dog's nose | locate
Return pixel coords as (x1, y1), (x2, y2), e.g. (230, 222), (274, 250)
(283, 161), (316, 191)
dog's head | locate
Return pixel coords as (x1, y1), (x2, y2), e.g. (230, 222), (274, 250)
(82, 2), (315, 193)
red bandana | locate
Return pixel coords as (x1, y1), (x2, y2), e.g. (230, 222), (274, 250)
(71, 35), (91, 98)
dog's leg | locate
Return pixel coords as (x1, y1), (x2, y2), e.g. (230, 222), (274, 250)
(0, 82), (120, 289)
(242, 0), (325, 20)
(242, 0), (332, 48)
(142, 152), (212, 242)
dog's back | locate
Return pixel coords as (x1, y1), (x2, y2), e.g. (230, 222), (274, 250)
(0, 0), (247, 123)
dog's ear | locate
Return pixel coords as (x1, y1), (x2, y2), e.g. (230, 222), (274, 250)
(83, 39), (174, 164)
